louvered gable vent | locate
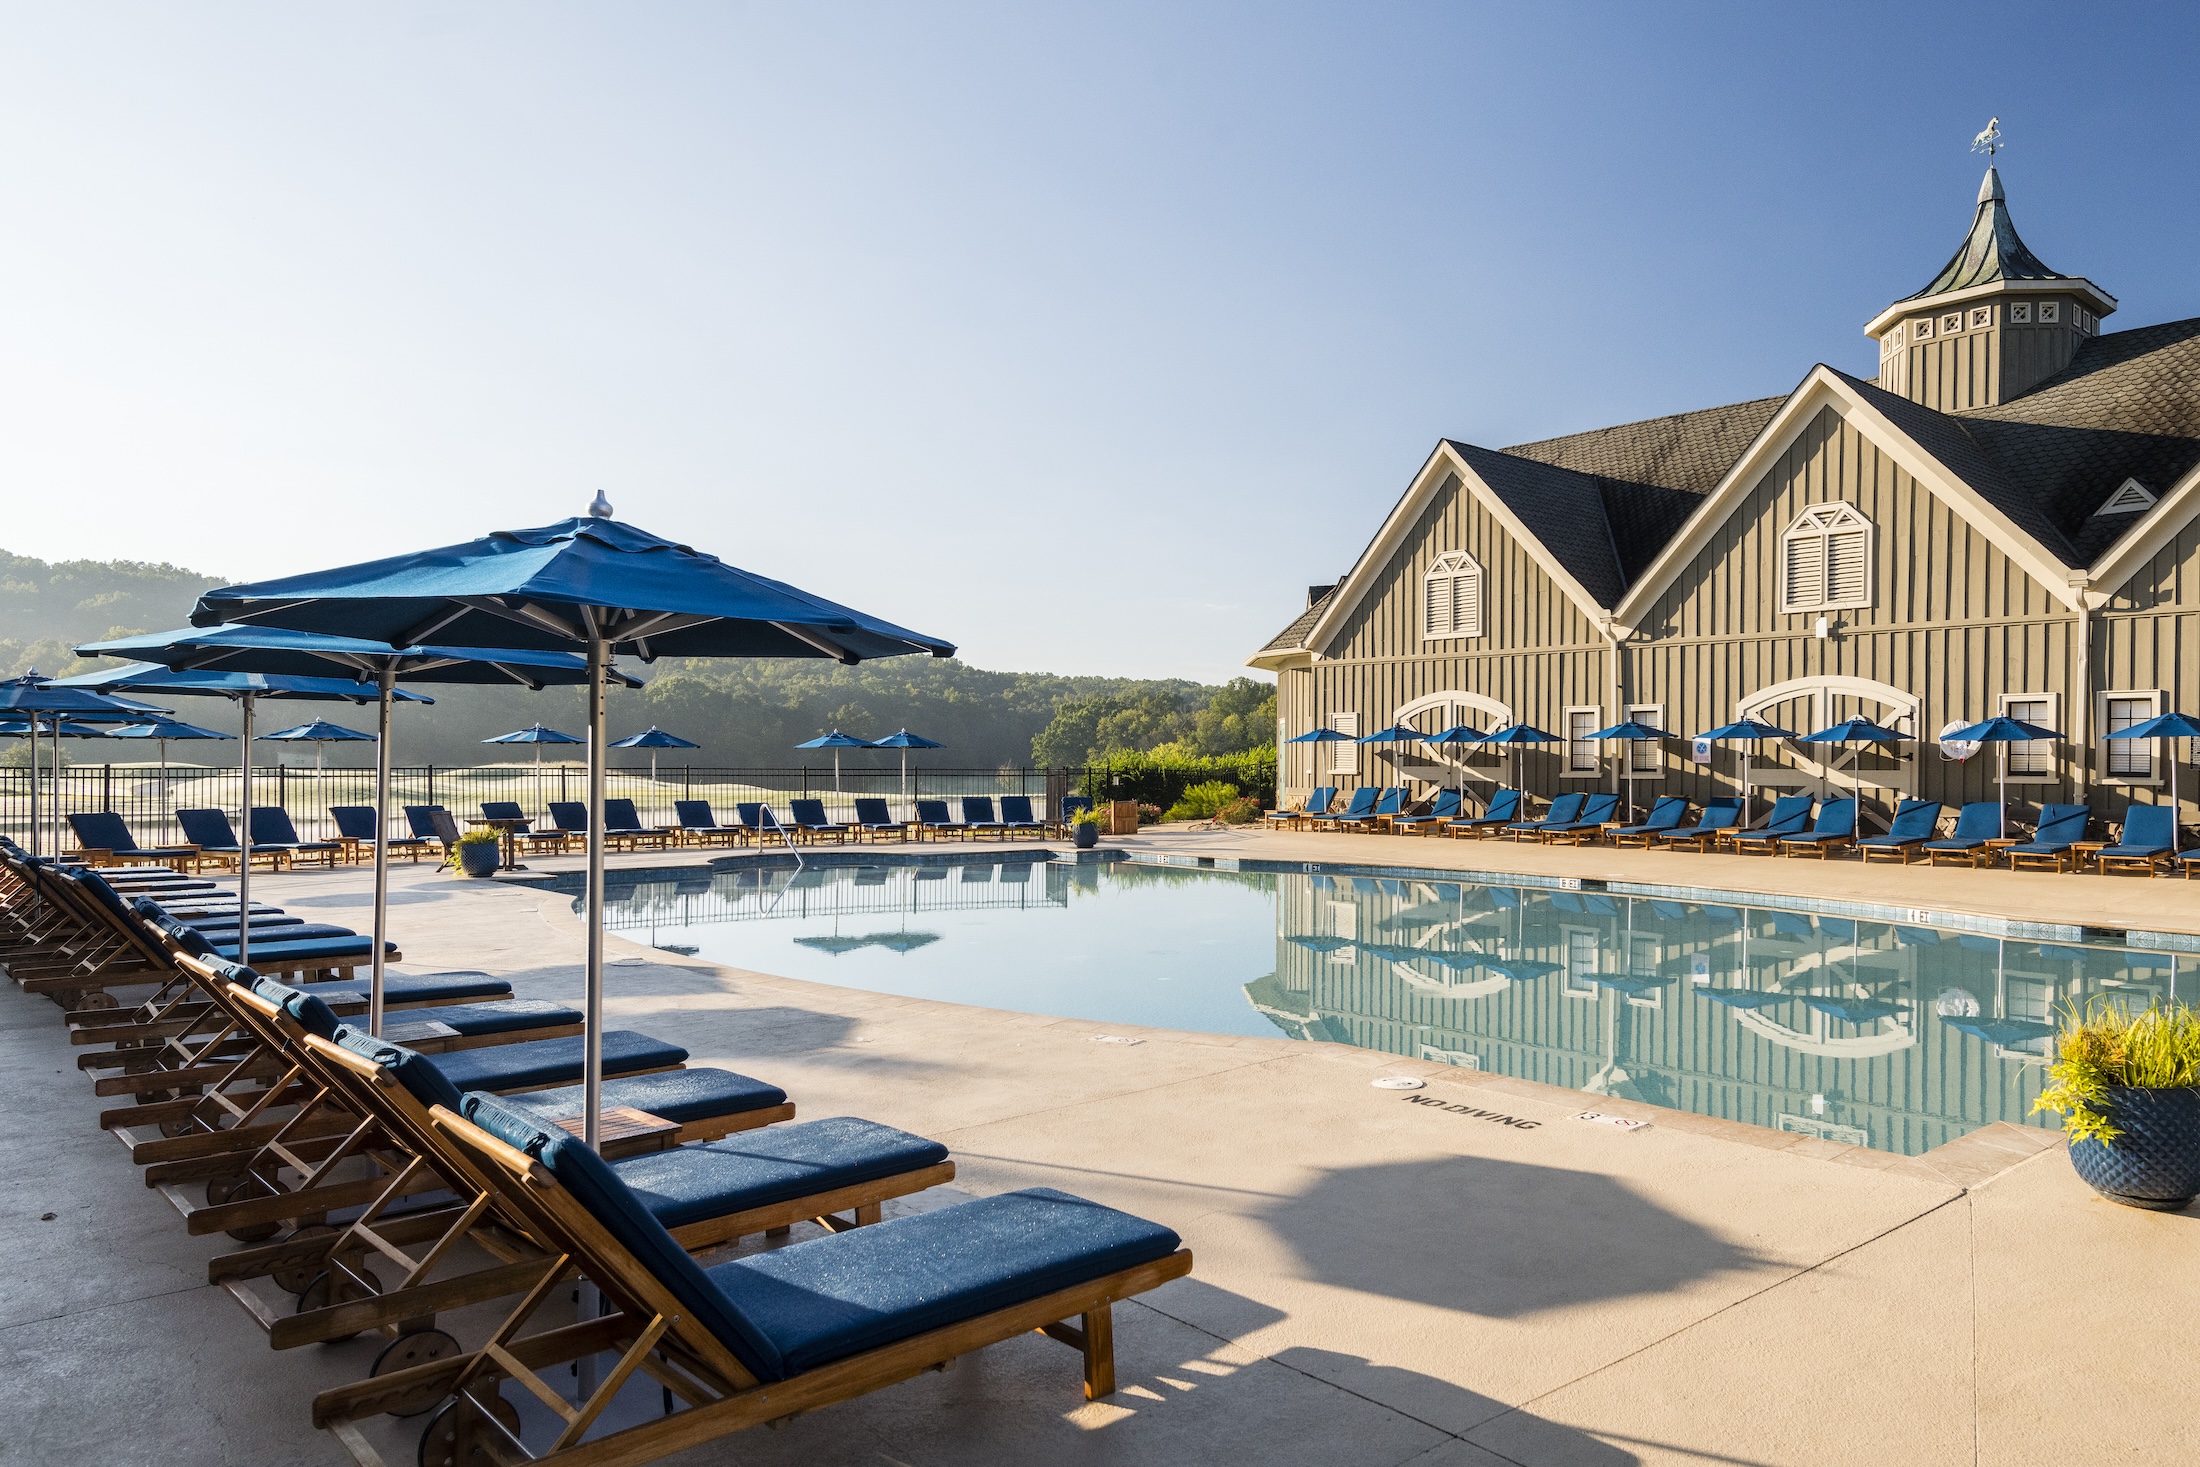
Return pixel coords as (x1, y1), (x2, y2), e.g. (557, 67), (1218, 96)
(1423, 551), (1483, 640)
(1780, 503), (1873, 614)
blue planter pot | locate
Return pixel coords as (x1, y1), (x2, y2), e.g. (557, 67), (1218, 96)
(1072, 823), (1099, 850)
(457, 841), (501, 878)
(2066, 1086), (2200, 1211)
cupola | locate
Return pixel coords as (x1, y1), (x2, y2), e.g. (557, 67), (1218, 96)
(1866, 167), (2117, 410)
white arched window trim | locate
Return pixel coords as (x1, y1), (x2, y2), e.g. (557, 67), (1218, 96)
(1779, 502), (1874, 614)
(1423, 550), (1484, 640)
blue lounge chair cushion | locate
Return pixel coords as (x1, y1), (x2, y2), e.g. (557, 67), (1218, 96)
(998, 795), (1043, 828)
(675, 800), (726, 831)
(389, 998), (583, 1036)
(206, 935), (388, 963)
(1923, 802), (2005, 850)
(705, 1186), (1182, 1378)
(501, 1067), (789, 1127)
(301, 972), (514, 1005)
(1856, 800), (1943, 847)
(608, 1116), (948, 1229)
(432, 1031), (690, 1093)
(187, 922), (355, 944)
(480, 801), (527, 823)
(851, 799), (897, 828)
(248, 973), (347, 1040)
(249, 807), (341, 851)
(1783, 799), (1858, 844)
(2103, 805), (2176, 856)
(1729, 797), (1815, 843)
(1608, 797), (1689, 836)
(547, 802), (587, 833)
(2005, 805), (2092, 856)
(605, 799), (658, 833)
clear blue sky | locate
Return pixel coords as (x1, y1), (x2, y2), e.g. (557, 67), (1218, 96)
(2, 4), (2195, 683)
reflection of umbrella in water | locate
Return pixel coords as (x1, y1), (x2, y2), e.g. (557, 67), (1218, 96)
(1483, 958), (1563, 983)
(1286, 933), (1355, 954)
(795, 930), (942, 956)
(1589, 972), (1674, 999)
(1695, 987), (1796, 1011)
(1802, 995), (1907, 1025)
(1939, 1014), (2058, 1046)
(1381, 904), (1458, 931)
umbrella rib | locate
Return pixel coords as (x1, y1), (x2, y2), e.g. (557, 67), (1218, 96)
(772, 621), (857, 664)
(396, 603), (484, 646)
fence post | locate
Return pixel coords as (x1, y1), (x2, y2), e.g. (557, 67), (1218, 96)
(102, 763), (113, 813)
(427, 764), (436, 807)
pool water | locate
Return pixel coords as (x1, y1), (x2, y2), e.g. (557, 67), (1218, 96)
(595, 857), (2187, 1156)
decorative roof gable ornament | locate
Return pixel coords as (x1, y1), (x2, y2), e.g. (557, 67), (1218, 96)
(2095, 478), (2157, 516)
(587, 490), (615, 519)
(1971, 116), (2002, 157)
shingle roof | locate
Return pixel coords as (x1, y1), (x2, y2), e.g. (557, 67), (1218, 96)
(1258, 590), (1331, 655)
(1502, 396), (1786, 497)
(1444, 443), (1627, 608)
(1902, 167), (2076, 300)
(1955, 316), (2200, 562)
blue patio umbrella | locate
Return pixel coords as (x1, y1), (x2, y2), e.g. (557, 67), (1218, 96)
(1477, 722), (1561, 795)
(1944, 716), (2063, 836)
(0, 672), (167, 856)
(103, 717), (235, 814)
(260, 717), (375, 773)
(1421, 724), (1486, 802)
(1587, 719), (1670, 821)
(2105, 711), (2200, 851)
(186, 502), (954, 1150)
(72, 630), (623, 1022)
(869, 729), (944, 813)
(1357, 723), (1427, 744)
(484, 722), (586, 765)
(1283, 727), (1354, 743)
(614, 725), (702, 781)
(1693, 718), (1798, 823)
(1797, 717), (1908, 805)
(794, 729), (872, 793)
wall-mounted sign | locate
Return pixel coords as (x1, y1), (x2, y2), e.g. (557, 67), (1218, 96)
(1692, 736), (1714, 764)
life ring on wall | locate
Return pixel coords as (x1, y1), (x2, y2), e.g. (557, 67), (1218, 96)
(1937, 719), (1981, 762)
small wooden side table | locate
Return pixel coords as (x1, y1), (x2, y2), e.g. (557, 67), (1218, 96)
(547, 1105), (681, 1159)
(2070, 840), (2110, 873)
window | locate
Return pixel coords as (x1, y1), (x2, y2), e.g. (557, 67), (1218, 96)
(1564, 928), (1599, 999)
(1626, 705), (1664, 776)
(1566, 706), (1602, 776)
(1941, 312), (1963, 335)
(1422, 551), (1484, 640)
(2102, 691), (2164, 782)
(2037, 300), (2060, 324)
(1628, 935), (1662, 1008)
(2009, 301), (2033, 324)
(1780, 503), (1874, 613)
(1911, 316), (1934, 340)
(1970, 306), (1992, 329)
(1999, 694), (2057, 779)
(1327, 712), (1358, 776)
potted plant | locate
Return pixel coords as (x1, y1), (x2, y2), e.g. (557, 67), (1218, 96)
(454, 826), (503, 878)
(2033, 1000), (2200, 1210)
(1069, 806), (1104, 849)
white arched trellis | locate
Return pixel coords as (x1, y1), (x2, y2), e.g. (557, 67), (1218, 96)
(1382, 690), (1513, 788)
(1738, 675), (1921, 803)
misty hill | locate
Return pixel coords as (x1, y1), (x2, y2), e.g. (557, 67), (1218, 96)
(0, 549), (1269, 768)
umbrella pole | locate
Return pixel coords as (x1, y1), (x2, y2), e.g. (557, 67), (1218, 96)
(369, 671), (394, 1036)
(583, 634), (608, 1152)
(901, 750), (908, 821)
(26, 716), (38, 858)
(237, 694), (254, 968)
(1998, 744), (2007, 839)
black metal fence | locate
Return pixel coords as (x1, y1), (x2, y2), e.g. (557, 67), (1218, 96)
(1076, 762), (1276, 811)
(0, 764), (1082, 850)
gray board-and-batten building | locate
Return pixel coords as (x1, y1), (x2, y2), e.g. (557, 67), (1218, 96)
(1250, 167), (2200, 827)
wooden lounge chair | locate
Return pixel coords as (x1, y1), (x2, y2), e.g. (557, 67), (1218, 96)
(1442, 788), (1523, 838)
(330, 806), (439, 863)
(736, 802), (798, 846)
(2096, 806), (2176, 876)
(64, 811), (210, 871)
(1539, 792), (1622, 844)
(959, 797), (1011, 839)
(1264, 785), (1336, 828)
(1059, 795), (1095, 832)
(1506, 791), (1585, 841)
(848, 798), (906, 842)
(310, 1094), (1191, 1465)
(1778, 798), (1859, 858)
(1854, 799), (1944, 864)
(1650, 799), (1744, 851)
(1389, 789), (1463, 834)
(176, 808), (290, 872)
(1920, 802), (2005, 866)
(2003, 805), (2094, 872)
(911, 799), (966, 841)
(1605, 796), (1689, 848)
(997, 795), (1048, 836)
(788, 799), (851, 843)
(538, 803), (591, 853)
(672, 800), (744, 847)
(604, 799), (674, 851)
(1305, 786), (1379, 830)
(248, 807), (345, 869)
(1722, 796), (1815, 855)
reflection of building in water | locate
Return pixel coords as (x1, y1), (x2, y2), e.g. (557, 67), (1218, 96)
(596, 860), (1066, 932)
(1260, 874), (2180, 1156)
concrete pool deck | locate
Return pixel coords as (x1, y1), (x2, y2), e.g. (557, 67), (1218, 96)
(6, 841), (2198, 1465)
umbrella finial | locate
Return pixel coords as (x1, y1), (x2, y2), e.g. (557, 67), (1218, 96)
(588, 490), (614, 519)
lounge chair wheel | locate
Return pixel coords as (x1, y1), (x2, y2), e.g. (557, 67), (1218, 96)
(297, 1267), (386, 1339)
(158, 1111), (203, 1139)
(273, 1224), (337, 1295)
(75, 990), (118, 1011)
(372, 1328), (461, 1417)
(418, 1389), (522, 1467)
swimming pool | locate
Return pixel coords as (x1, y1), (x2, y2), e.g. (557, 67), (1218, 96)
(591, 855), (2185, 1155)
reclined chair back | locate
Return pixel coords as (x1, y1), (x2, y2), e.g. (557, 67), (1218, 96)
(1945, 802), (2001, 841)
(547, 802), (588, 834)
(1695, 798), (1743, 830)
(2118, 804), (2175, 849)
(789, 799), (832, 829)
(604, 799), (648, 832)
(67, 811), (140, 853)
(1641, 796), (1688, 830)
(329, 806), (376, 841)
(962, 797), (1000, 824)
(248, 806), (313, 845)
(1806, 799), (1857, 838)
(1061, 795), (1095, 822)
(1000, 795), (1040, 825)
(1332, 787), (1380, 821)
(2031, 804), (2092, 846)
(854, 798), (894, 826)
(914, 800), (955, 827)
(1302, 786), (1337, 816)
(736, 803), (784, 832)
(428, 808), (464, 849)
(176, 808), (241, 850)
(1575, 793), (1620, 825)
(1419, 790), (1462, 820)
(1757, 795), (1814, 834)
(675, 800), (720, 830)
(404, 805), (448, 839)
(480, 801), (527, 823)
(1879, 799), (1942, 842)
(1482, 789), (1522, 822)
(1533, 792), (1586, 826)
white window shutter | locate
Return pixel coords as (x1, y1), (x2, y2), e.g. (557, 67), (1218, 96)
(1825, 529), (1869, 606)
(1458, 567), (1482, 637)
(1783, 536), (1825, 610)
(1328, 712), (1359, 775)
(1425, 575), (1452, 637)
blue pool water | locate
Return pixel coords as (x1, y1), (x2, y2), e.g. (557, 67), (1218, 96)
(594, 856), (2186, 1155)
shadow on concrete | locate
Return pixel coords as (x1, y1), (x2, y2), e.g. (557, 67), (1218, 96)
(284, 888), (449, 907)
(1273, 1346), (1638, 1465)
(1255, 1155), (1768, 1319)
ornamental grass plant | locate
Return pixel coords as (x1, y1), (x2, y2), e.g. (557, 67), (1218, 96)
(2032, 1000), (2200, 1144)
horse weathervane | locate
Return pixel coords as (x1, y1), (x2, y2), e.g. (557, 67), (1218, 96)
(1971, 116), (2002, 157)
